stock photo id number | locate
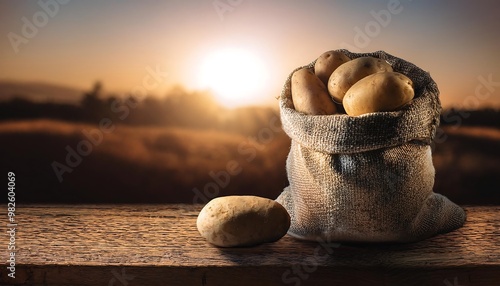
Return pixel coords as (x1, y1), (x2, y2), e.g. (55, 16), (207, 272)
(7, 172), (17, 279)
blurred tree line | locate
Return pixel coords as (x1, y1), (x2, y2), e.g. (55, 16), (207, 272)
(0, 81), (280, 136)
(439, 108), (500, 128)
(0, 81), (498, 130)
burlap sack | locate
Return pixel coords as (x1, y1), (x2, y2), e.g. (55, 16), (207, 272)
(276, 50), (466, 243)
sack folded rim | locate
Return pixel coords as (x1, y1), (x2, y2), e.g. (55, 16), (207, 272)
(279, 50), (442, 154)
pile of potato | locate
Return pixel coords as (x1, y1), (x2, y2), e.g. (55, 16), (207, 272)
(291, 51), (415, 116)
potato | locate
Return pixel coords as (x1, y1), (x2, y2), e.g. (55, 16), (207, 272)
(343, 72), (414, 116)
(291, 68), (337, 115)
(314, 50), (350, 86)
(196, 195), (290, 247)
(328, 56), (393, 103)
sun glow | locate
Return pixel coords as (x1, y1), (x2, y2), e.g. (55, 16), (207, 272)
(197, 48), (269, 108)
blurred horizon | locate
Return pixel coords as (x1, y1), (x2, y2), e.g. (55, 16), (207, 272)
(0, 1), (499, 205)
(1, 0), (500, 108)
(0, 81), (499, 205)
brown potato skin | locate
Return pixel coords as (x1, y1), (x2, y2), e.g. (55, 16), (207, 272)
(343, 72), (414, 116)
(328, 56), (393, 103)
(291, 68), (337, 115)
(314, 50), (350, 86)
(196, 196), (290, 247)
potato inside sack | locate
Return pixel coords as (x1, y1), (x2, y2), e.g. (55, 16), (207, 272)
(314, 50), (350, 86)
(277, 50), (466, 244)
(291, 68), (337, 115)
(328, 56), (393, 103)
(343, 72), (415, 116)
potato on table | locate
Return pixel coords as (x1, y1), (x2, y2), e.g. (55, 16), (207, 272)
(197, 195), (290, 247)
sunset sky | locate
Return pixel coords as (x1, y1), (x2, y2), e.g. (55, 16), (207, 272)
(1, 0), (499, 108)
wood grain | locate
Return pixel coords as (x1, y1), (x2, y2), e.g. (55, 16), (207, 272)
(1, 205), (499, 285)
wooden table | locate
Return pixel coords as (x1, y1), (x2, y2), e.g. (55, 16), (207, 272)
(2, 205), (499, 286)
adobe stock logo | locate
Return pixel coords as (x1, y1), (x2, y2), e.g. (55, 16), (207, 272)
(192, 116), (282, 204)
(212, 0), (244, 21)
(51, 65), (169, 183)
(340, 0), (412, 52)
(7, 0), (71, 54)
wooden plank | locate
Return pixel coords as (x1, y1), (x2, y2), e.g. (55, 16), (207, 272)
(1, 205), (499, 285)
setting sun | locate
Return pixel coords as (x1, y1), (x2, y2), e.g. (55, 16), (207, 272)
(197, 48), (270, 108)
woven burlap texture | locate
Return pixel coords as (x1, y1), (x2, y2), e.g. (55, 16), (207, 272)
(276, 50), (466, 242)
